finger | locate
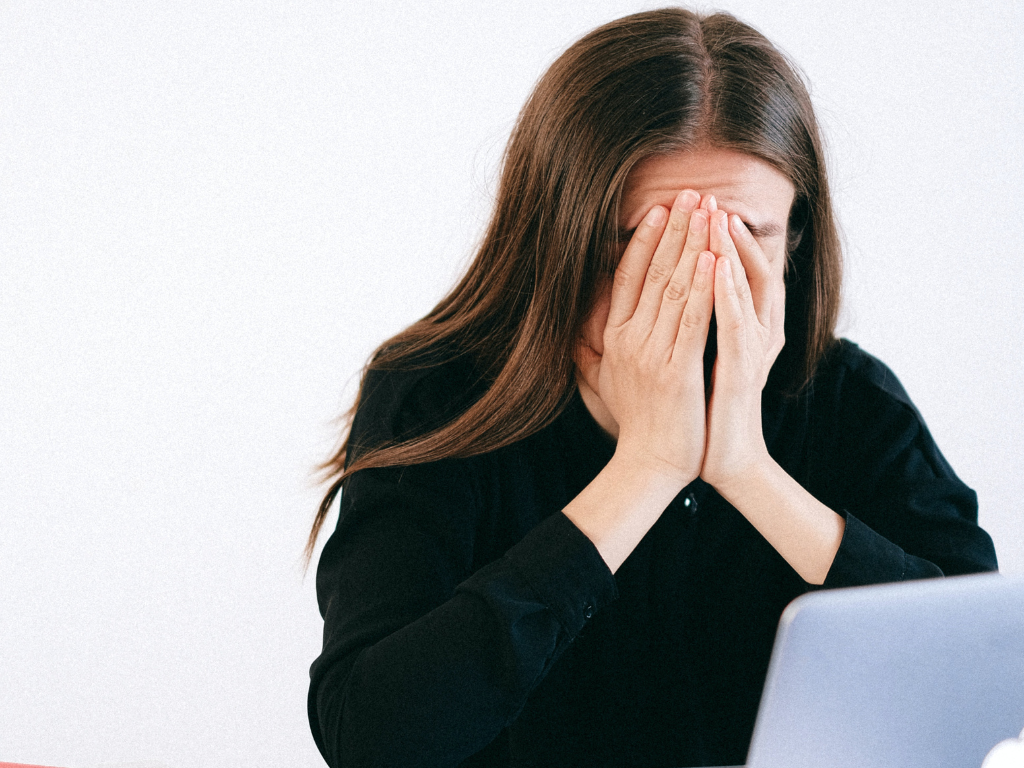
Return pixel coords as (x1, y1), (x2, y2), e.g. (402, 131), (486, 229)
(670, 250), (716, 362)
(606, 205), (667, 328)
(709, 211), (755, 320)
(648, 207), (710, 349)
(632, 189), (701, 328)
(728, 214), (774, 326)
(714, 255), (746, 357)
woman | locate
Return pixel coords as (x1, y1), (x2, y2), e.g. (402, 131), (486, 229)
(307, 8), (997, 767)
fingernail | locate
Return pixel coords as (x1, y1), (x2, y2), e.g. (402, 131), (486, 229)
(698, 250), (714, 272)
(720, 257), (733, 280)
(718, 213), (730, 233)
(690, 210), (707, 233)
(646, 206), (667, 226)
(730, 214), (745, 235)
(707, 195), (717, 212)
(679, 189), (700, 210)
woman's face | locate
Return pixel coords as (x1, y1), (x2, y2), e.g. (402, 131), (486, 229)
(579, 147), (797, 359)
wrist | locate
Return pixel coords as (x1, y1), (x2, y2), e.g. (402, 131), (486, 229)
(706, 449), (776, 505)
(705, 454), (844, 585)
(610, 443), (698, 493)
(563, 449), (692, 574)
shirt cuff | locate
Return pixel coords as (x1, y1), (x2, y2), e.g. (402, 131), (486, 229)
(821, 509), (917, 589)
(506, 511), (618, 636)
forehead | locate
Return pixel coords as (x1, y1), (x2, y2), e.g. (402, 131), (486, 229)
(621, 147), (796, 230)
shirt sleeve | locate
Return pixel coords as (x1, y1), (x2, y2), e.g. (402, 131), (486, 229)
(816, 347), (998, 588)
(307, 456), (617, 768)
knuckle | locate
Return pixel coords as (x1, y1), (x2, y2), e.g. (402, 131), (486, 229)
(734, 278), (751, 301)
(667, 214), (688, 234)
(680, 306), (705, 330)
(634, 351), (656, 375)
(612, 267), (634, 292)
(722, 315), (744, 333)
(646, 260), (672, 284)
(663, 280), (689, 303)
(690, 266), (710, 293)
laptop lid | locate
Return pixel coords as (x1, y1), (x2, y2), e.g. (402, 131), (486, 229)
(745, 572), (1024, 768)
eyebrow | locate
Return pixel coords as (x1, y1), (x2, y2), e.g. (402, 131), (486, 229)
(746, 221), (785, 238)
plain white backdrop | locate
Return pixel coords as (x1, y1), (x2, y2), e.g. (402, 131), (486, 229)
(1, 1), (1021, 766)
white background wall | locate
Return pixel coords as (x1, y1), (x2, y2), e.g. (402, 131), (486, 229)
(1, 1), (1021, 766)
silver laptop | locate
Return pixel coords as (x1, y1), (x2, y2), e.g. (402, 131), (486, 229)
(743, 572), (1024, 768)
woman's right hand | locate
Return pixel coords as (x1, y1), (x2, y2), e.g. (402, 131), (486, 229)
(576, 188), (716, 487)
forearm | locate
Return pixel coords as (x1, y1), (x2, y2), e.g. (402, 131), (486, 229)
(311, 512), (617, 767)
(563, 450), (689, 573)
(715, 456), (845, 585)
(316, 590), (554, 767)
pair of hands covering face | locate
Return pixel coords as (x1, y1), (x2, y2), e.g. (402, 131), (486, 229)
(578, 188), (786, 493)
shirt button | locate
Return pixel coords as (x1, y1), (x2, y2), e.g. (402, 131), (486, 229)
(683, 493), (698, 517)
(583, 604), (594, 620)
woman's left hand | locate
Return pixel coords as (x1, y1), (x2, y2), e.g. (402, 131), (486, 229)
(700, 205), (786, 495)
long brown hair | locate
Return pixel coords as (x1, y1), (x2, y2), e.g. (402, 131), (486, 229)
(305, 8), (842, 563)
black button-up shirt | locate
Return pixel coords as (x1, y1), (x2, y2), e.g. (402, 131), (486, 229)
(309, 339), (997, 768)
